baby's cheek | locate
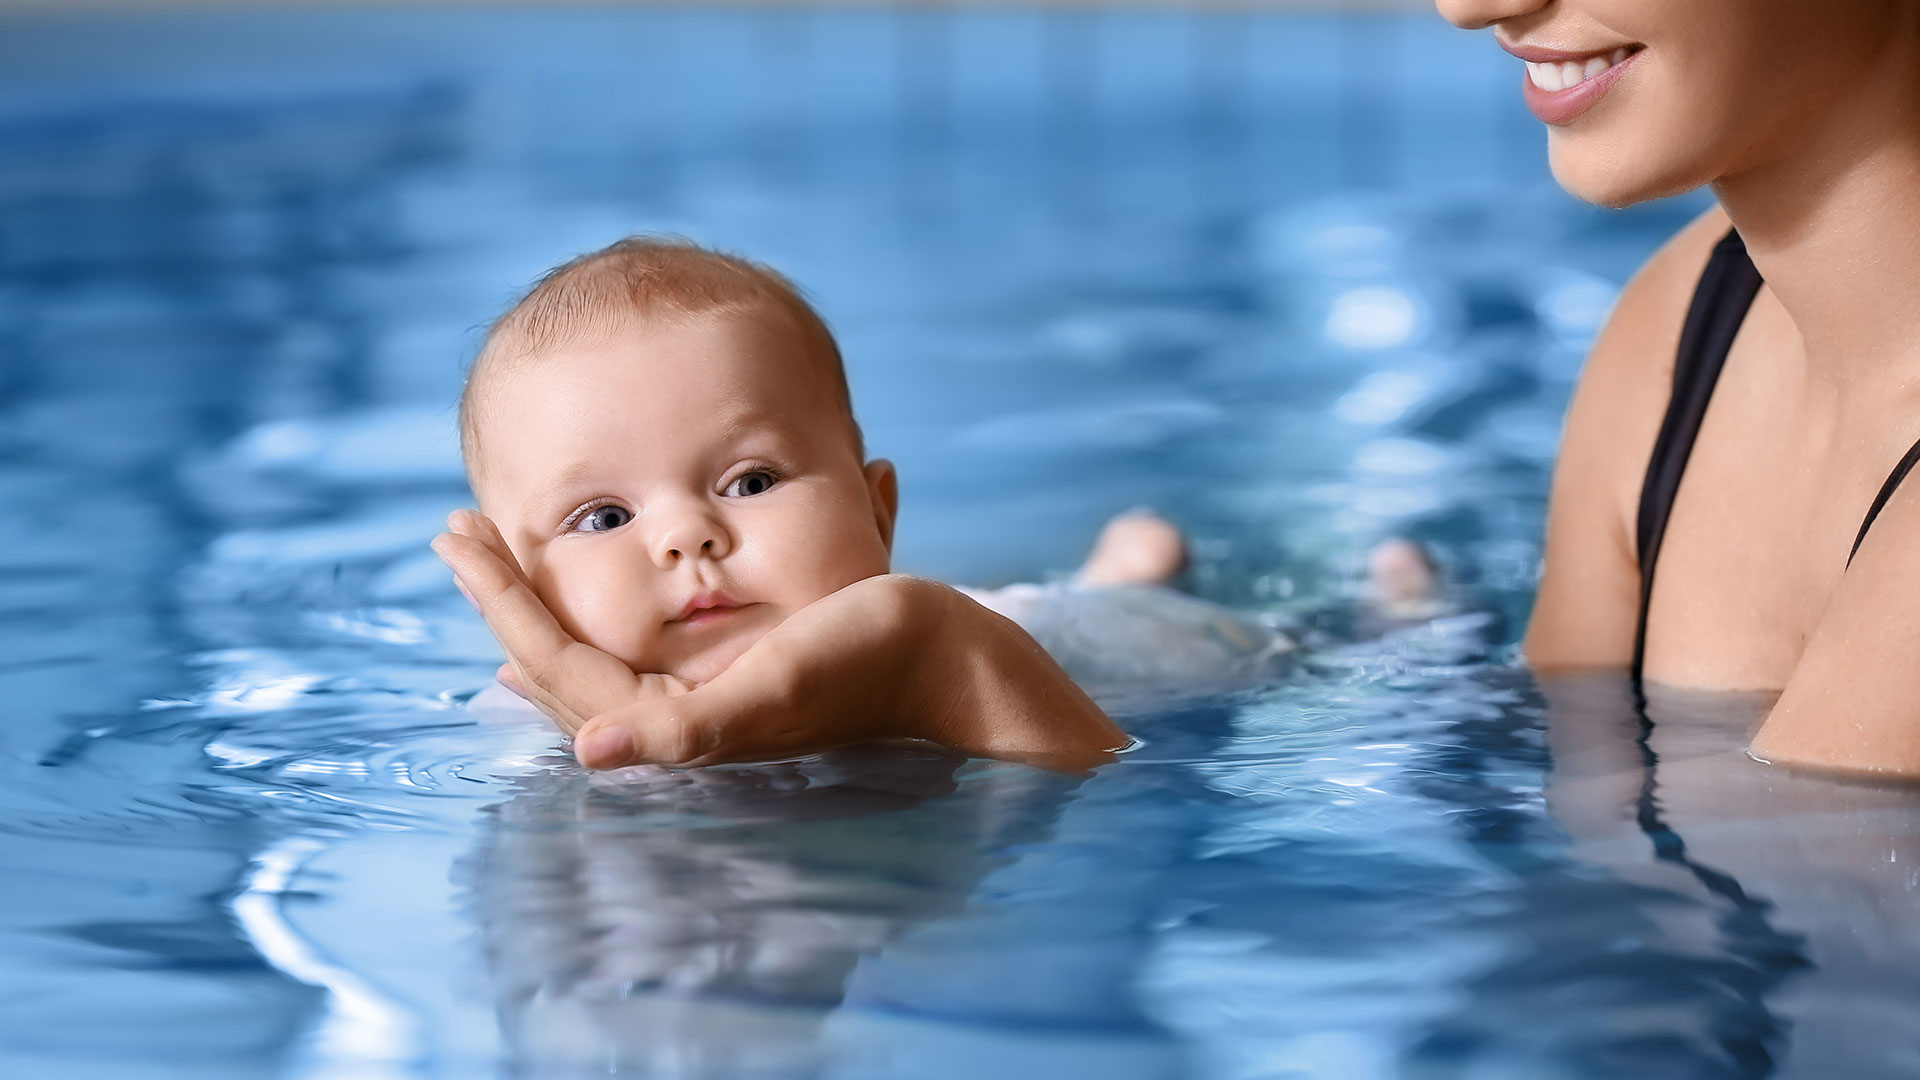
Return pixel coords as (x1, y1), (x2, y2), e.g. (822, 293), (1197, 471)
(536, 562), (653, 669)
(819, 521), (892, 587)
(762, 531), (882, 610)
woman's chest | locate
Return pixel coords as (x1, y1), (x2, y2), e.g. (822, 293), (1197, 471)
(1638, 338), (1911, 689)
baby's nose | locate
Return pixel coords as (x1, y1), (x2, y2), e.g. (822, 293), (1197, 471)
(648, 512), (732, 568)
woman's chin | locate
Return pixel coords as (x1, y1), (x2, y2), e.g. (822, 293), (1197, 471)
(1548, 142), (1704, 210)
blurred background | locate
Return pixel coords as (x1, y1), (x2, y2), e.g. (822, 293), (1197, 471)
(0, 0), (1699, 594)
(0, 4), (1751, 1080)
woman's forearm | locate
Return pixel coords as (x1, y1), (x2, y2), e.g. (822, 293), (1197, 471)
(900, 577), (1128, 771)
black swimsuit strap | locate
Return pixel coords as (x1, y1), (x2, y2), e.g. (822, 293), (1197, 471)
(1632, 228), (1764, 681)
(1849, 435), (1920, 565)
(1616, 229), (1821, 1068)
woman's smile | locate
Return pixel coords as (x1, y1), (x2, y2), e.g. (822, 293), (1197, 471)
(1504, 41), (1645, 126)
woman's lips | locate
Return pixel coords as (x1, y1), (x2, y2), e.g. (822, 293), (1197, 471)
(1511, 45), (1643, 127)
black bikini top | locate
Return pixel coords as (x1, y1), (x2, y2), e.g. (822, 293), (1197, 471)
(1631, 228), (1920, 679)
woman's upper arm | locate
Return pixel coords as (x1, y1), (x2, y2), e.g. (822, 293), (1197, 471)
(1752, 483), (1920, 778)
(1522, 207), (1729, 671)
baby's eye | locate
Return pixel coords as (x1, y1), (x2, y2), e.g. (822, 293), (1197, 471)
(572, 505), (633, 533)
(724, 470), (779, 498)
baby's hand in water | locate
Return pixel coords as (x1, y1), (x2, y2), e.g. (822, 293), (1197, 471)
(431, 509), (692, 735)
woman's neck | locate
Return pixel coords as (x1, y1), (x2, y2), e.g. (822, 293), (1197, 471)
(1714, 33), (1920, 394)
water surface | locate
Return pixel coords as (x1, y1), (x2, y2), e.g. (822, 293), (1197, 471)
(0, 9), (1915, 1079)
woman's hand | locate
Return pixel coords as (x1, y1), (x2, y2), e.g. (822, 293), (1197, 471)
(431, 510), (1128, 772)
(431, 510), (691, 735)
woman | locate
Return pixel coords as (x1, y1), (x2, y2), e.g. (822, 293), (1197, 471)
(1434, 0), (1920, 777)
(441, 0), (1920, 778)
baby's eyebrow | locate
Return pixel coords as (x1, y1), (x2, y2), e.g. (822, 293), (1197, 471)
(713, 405), (792, 438)
(527, 459), (595, 521)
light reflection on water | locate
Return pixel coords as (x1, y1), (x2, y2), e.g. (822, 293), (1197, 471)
(0, 8), (1916, 1080)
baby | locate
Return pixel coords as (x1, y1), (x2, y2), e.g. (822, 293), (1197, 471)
(449, 237), (1433, 718)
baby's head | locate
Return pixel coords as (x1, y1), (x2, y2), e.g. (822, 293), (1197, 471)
(461, 238), (897, 683)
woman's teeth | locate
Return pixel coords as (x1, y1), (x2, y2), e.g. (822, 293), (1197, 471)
(1525, 48), (1632, 92)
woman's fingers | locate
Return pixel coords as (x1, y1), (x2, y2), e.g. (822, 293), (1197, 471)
(496, 663), (526, 699)
(572, 673), (710, 767)
(638, 672), (697, 699)
(432, 531), (575, 663)
(574, 687), (756, 769)
(568, 575), (919, 770)
(432, 530), (589, 730)
(448, 509), (534, 590)
(435, 509), (706, 743)
(431, 526), (639, 727)
(575, 715), (641, 768)
(570, 594), (888, 770)
(446, 511), (589, 692)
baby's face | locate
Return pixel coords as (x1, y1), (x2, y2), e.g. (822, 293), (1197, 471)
(470, 308), (896, 683)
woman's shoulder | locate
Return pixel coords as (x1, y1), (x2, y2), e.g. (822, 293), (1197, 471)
(1586, 204), (1731, 387)
(1559, 205), (1732, 473)
(1542, 205), (1730, 544)
(1520, 205), (1738, 669)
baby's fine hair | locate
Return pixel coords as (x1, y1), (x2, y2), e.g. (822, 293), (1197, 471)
(460, 236), (859, 472)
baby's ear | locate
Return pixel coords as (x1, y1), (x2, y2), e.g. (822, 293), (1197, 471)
(863, 459), (899, 553)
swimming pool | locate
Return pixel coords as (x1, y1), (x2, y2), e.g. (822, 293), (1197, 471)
(1, 8), (1915, 1079)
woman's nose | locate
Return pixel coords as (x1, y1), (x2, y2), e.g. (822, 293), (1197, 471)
(645, 504), (733, 569)
(1434, 0), (1547, 31)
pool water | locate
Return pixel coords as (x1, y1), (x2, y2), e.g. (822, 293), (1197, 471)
(1, 9), (1916, 1079)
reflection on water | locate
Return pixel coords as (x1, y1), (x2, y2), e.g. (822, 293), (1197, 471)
(1532, 680), (1920, 1078)
(0, 7), (1916, 1080)
(459, 747), (1141, 1077)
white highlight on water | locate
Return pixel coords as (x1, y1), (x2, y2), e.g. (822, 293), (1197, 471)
(231, 835), (423, 1080)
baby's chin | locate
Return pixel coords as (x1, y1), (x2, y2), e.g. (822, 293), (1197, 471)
(656, 622), (774, 685)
